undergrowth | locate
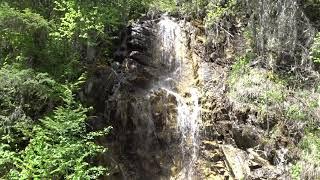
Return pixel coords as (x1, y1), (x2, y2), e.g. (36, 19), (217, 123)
(229, 53), (320, 179)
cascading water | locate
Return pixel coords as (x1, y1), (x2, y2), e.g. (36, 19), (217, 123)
(154, 16), (201, 179)
(109, 14), (202, 179)
(175, 88), (201, 179)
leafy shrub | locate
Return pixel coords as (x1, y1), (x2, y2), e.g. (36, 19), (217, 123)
(1, 104), (110, 179)
(228, 54), (250, 87)
(0, 65), (62, 149)
(0, 65), (60, 118)
(0, 4), (50, 65)
(291, 130), (320, 179)
(51, 0), (120, 42)
(204, 0), (237, 28)
(0, 67), (109, 178)
(0, 64), (109, 179)
(150, 0), (177, 13)
(310, 32), (320, 63)
(285, 104), (307, 121)
(290, 162), (303, 180)
(150, 0), (209, 17)
(0, 0), (159, 178)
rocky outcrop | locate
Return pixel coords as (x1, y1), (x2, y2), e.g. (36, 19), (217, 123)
(81, 6), (316, 178)
(222, 145), (250, 179)
(84, 15), (202, 179)
(106, 17), (180, 179)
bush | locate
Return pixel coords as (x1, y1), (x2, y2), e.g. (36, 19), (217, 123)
(228, 54), (250, 87)
(0, 0), (157, 178)
(291, 130), (320, 179)
(0, 71), (110, 178)
(0, 65), (62, 149)
(150, 0), (177, 13)
(0, 64), (109, 179)
(1, 104), (110, 179)
(204, 0), (237, 28)
(310, 32), (320, 63)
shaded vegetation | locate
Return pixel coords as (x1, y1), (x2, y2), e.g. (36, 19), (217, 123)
(0, 0), (151, 178)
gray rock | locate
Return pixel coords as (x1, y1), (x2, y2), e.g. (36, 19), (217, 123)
(222, 145), (251, 179)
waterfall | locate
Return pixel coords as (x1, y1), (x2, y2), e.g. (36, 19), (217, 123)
(175, 88), (200, 179)
(155, 15), (201, 179)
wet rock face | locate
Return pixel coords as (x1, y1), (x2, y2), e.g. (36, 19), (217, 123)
(80, 16), (178, 179)
(98, 15), (202, 179)
(83, 7), (312, 178)
(107, 18), (177, 179)
(79, 67), (117, 112)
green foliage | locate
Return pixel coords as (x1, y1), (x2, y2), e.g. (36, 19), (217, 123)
(179, 0), (209, 18)
(0, 5), (49, 32)
(229, 54), (320, 180)
(264, 88), (285, 104)
(1, 104), (109, 179)
(150, 0), (177, 13)
(291, 162), (303, 180)
(310, 32), (320, 63)
(51, 0), (152, 43)
(123, 0), (153, 19)
(285, 104), (307, 121)
(204, 0), (237, 28)
(228, 53), (290, 121)
(228, 58), (319, 124)
(50, 0), (120, 42)
(289, 111), (320, 179)
(228, 54), (251, 86)
(301, 131), (320, 162)
(0, 4), (50, 65)
(1, 0), (152, 80)
(150, 0), (209, 18)
(0, 3), (81, 80)
(150, 0), (239, 22)
(0, 61), (110, 179)
(284, 89), (319, 122)
(0, 65), (61, 146)
(0, 0), (156, 177)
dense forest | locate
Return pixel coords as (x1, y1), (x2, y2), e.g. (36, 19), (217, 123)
(0, 0), (319, 179)
(0, 0), (152, 178)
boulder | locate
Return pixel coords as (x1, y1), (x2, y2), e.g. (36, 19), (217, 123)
(221, 145), (250, 179)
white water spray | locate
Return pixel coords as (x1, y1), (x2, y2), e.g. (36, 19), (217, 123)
(157, 16), (201, 179)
